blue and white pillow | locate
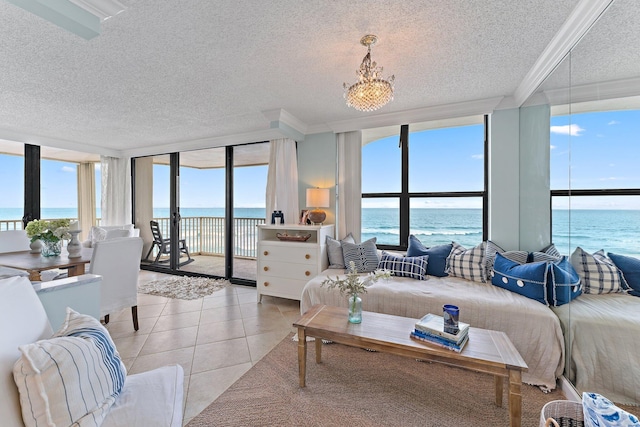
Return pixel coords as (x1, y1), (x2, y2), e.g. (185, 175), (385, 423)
(548, 256), (582, 306)
(378, 251), (428, 280)
(582, 392), (640, 427)
(501, 251), (529, 265)
(342, 237), (379, 273)
(492, 253), (549, 304)
(13, 308), (126, 427)
(447, 241), (487, 283)
(484, 240), (505, 280)
(406, 235), (452, 277)
(608, 252), (640, 294)
(571, 247), (624, 294)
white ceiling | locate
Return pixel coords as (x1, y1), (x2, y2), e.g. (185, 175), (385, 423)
(1, 0), (637, 164)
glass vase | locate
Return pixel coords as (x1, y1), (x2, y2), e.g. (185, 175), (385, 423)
(41, 240), (62, 257)
(348, 294), (362, 324)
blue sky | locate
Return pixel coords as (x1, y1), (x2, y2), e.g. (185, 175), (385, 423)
(1, 109), (639, 211)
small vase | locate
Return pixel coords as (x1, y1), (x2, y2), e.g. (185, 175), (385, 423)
(348, 294), (362, 324)
(41, 240), (62, 257)
(67, 230), (82, 258)
(29, 239), (43, 253)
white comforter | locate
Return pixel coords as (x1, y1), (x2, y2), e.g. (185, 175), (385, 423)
(301, 269), (565, 391)
(552, 293), (640, 406)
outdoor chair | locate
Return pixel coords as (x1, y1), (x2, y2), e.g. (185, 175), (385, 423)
(144, 220), (192, 266)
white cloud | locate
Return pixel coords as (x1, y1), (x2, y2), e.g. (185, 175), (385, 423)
(471, 154), (483, 160)
(599, 176), (625, 181)
(550, 145), (556, 150)
(61, 166), (75, 173)
(550, 124), (584, 136)
(608, 120), (620, 125)
(95, 164), (101, 171)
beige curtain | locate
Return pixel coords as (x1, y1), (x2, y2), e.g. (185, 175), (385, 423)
(266, 138), (299, 225)
(100, 156), (132, 226)
(337, 131), (362, 241)
(133, 157), (154, 258)
(76, 162), (96, 241)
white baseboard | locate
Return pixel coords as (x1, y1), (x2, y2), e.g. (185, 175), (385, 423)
(559, 376), (581, 402)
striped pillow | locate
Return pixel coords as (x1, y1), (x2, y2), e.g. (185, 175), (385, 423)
(342, 237), (379, 273)
(13, 308), (126, 427)
(570, 247), (624, 294)
(378, 251), (429, 280)
(446, 241), (487, 283)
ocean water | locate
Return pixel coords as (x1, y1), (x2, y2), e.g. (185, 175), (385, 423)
(1, 207), (638, 257)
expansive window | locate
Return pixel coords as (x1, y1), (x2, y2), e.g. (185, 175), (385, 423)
(551, 109), (640, 257)
(362, 117), (487, 249)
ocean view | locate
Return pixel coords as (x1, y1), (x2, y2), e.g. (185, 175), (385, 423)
(1, 208), (638, 257)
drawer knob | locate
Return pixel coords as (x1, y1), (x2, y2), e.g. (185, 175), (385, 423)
(305, 254), (311, 259)
(263, 266), (269, 272)
(305, 271), (311, 276)
(263, 250), (269, 256)
(264, 282), (270, 287)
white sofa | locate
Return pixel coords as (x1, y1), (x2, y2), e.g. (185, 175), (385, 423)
(82, 224), (140, 248)
(0, 275), (184, 427)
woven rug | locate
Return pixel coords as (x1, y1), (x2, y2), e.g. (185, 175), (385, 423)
(137, 276), (230, 300)
(187, 333), (567, 427)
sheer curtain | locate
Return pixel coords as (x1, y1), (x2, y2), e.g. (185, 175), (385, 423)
(76, 162), (96, 240)
(100, 156), (132, 226)
(266, 138), (299, 225)
(337, 131), (362, 241)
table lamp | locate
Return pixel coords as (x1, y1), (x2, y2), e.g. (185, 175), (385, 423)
(306, 188), (330, 225)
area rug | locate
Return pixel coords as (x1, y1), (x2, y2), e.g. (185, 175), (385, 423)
(187, 333), (567, 427)
(138, 276), (230, 300)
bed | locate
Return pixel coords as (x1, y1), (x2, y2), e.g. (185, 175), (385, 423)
(551, 293), (640, 406)
(301, 269), (565, 391)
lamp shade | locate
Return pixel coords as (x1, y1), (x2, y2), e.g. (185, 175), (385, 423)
(306, 188), (330, 208)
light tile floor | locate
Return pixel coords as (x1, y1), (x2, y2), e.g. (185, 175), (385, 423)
(104, 270), (301, 426)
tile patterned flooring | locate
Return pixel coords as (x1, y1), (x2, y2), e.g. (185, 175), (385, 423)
(104, 270), (300, 426)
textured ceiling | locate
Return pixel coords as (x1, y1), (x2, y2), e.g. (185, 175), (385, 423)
(2, 0), (635, 160)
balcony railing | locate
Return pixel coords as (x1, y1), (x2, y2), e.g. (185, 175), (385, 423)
(1, 216), (264, 259)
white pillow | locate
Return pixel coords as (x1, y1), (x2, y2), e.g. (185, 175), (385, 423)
(570, 247), (624, 294)
(90, 226), (108, 246)
(106, 228), (131, 239)
(13, 308), (126, 427)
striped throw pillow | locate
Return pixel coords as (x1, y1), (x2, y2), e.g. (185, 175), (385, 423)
(342, 237), (379, 273)
(570, 247), (624, 294)
(378, 251), (429, 280)
(447, 241), (487, 283)
(13, 308), (126, 427)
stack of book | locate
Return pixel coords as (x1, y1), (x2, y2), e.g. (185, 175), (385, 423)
(410, 313), (470, 352)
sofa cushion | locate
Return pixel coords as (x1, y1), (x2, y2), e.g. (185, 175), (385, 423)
(342, 237), (379, 273)
(492, 253), (549, 304)
(484, 240), (504, 280)
(406, 235), (452, 277)
(326, 233), (355, 269)
(446, 241), (486, 283)
(582, 392), (640, 427)
(91, 226), (109, 246)
(547, 256), (582, 306)
(608, 252), (640, 293)
(378, 251), (429, 280)
(13, 308), (126, 427)
(570, 247), (624, 294)
(501, 251), (529, 264)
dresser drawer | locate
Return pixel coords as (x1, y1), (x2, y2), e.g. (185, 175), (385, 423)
(258, 259), (317, 281)
(259, 244), (318, 264)
(256, 277), (307, 300)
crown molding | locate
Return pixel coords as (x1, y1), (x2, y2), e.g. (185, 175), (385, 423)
(513, 0), (614, 107)
(544, 76), (640, 106)
(325, 97), (504, 134)
(0, 128), (121, 157)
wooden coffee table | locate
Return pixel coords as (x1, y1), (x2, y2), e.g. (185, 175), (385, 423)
(294, 304), (528, 427)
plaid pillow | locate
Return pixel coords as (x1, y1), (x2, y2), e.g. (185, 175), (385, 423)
(570, 247), (624, 294)
(447, 241), (486, 283)
(378, 251), (429, 280)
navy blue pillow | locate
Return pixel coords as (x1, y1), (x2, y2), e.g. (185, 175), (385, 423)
(378, 251), (429, 280)
(406, 235), (452, 277)
(547, 256), (582, 306)
(608, 252), (640, 292)
(492, 253), (549, 305)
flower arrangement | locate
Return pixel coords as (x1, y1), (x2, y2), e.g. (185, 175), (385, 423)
(25, 219), (72, 243)
(321, 260), (392, 302)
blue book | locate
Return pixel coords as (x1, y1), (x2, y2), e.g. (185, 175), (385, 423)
(411, 329), (469, 352)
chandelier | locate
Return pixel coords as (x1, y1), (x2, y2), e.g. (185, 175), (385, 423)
(343, 34), (395, 112)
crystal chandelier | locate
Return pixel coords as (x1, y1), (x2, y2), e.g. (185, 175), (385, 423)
(343, 34), (395, 112)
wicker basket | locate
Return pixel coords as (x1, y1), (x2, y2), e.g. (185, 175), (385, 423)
(540, 400), (585, 427)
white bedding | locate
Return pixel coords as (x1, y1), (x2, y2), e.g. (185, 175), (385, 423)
(552, 293), (640, 406)
(301, 269), (565, 390)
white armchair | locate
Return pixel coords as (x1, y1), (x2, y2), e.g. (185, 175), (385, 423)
(89, 236), (144, 330)
(0, 230), (31, 279)
(0, 275), (184, 427)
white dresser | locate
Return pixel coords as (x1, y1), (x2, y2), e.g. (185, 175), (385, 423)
(256, 224), (334, 302)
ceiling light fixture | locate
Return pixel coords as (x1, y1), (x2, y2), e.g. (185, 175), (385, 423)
(343, 34), (395, 112)
(6, 0), (125, 40)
